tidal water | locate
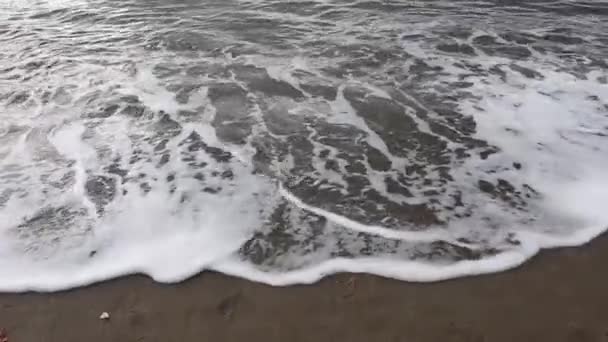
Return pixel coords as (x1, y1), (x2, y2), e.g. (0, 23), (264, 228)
(0, 0), (607, 291)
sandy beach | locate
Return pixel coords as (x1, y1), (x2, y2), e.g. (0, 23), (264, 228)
(1, 234), (607, 342)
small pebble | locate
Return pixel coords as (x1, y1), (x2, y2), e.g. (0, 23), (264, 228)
(100, 312), (110, 320)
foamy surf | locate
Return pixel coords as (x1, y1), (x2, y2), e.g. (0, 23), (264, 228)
(0, 0), (607, 292)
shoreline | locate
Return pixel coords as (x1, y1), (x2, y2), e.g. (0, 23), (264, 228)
(2, 235), (608, 341)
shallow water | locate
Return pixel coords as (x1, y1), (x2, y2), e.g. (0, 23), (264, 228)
(0, 0), (607, 291)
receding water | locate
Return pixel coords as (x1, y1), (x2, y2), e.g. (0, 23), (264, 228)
(0, 0), (607, 291)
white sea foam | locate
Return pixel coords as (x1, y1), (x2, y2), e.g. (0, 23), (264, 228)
(0, 119), (278, 291)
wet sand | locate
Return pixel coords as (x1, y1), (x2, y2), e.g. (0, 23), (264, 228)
(1, 235), (608, 342)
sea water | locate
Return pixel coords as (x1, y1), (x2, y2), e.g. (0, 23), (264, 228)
(0, 0), (607, 291)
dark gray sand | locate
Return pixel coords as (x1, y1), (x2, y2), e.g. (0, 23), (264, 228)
(2, 234), (607, 342)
